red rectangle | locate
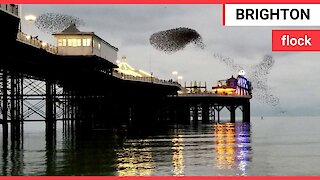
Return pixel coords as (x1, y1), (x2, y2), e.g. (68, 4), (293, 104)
(272, 30), (320, 52)
(3, 0), (320, 4)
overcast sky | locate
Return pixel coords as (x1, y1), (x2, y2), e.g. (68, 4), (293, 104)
(20, 5), (320, 117)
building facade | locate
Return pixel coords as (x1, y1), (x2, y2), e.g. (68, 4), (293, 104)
(53, 24), (118, 63)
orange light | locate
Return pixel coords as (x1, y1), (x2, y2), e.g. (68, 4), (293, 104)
(213, 87), (236, 95)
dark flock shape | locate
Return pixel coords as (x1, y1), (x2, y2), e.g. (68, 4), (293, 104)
(35, 13), (84, 33)
(149, 27), (205, 54)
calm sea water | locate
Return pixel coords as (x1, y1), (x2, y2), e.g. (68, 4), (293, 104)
(1, 116), (320, 176)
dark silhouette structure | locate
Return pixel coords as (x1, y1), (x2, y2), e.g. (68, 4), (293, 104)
(0, 6), (251, 147)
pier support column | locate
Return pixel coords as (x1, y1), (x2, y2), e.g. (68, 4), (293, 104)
(130, 104), (158, 128)
(242, 101), (250, 123)
(211, 106), (216, 122)
(45, 80), (56, 140)
(177, 104), (190, 124)
(202, 104), (210, 124)
(10, 72), (23, 142)
(2, 69), (8, 147)
(192, 104), (198, 123)
(227, 105), (236, 123)
(215, 106), (224, 123)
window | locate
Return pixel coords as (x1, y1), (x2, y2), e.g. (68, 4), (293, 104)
(77, 39), (81, 46)
(58, 39), (67, 46)
(82, 38), (91, 46)
(67, 39), (81, 47)
(98, 43), (101, 49)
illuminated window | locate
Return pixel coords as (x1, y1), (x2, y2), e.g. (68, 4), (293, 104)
(68, 39), (73, 47)
(98, 43), (101, 49)
(67, 39), (81, 47)
(58, 39), (67, 46)
(82, 38), (91, 46)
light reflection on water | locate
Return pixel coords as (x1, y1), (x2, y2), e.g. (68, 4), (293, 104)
(116, 139), (155, 176)
(114, 122), (252, 176)
(3, 117), (320, 175)
(214, 123), (251, 175)
(171, 131), (184, 176)
(0, 122), (251, 176)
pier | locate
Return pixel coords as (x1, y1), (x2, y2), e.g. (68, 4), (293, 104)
(0, 4), (252, 146)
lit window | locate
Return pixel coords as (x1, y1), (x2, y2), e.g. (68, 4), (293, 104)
(58, 39), (67, 46)
(82, 38), (91, 46)
(62, 39), (67, 46)
(58, 39), (63, 46)
(67, 39), (81, 47)
(68, 39), (73, 46)
(98, 43), (101, 49)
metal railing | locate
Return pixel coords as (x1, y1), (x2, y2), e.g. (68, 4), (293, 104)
(0, 4), (19, 16)
(17, 32), (58, 54)
(178, 92), (252, 98)
(113, 70), (181, 87)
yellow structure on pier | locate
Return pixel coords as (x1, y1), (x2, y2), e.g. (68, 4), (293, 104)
(115, 56), (153, 78)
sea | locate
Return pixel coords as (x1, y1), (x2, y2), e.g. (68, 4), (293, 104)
(1, 116), (320, 176)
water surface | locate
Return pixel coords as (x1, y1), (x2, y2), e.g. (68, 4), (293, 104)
(1, 116), (320, 175)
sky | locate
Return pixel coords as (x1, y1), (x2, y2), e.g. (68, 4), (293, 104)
(20, 5), (320, 117)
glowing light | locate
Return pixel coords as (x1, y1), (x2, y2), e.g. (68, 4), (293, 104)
(41, 42), (47, 46)
(25, 15), (37, 23)
(138, 69), (152, 77)
(25, 35), (31, 40)
(213, 86), (236, 95)
(172, 71), (178, 76)
(116, 56), (152, 78)
(239, 69), (246, 76)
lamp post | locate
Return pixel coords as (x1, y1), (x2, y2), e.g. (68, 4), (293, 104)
(24, 14), (36, 36)
(177, 76), (183, 84)
(172, 71), (178, 82)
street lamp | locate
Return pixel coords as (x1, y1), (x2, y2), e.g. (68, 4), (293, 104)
(22, 14), (37, 40)
(172, 71), (178, 76)
(177, 76), (183, 84)
(172, 71), (178, 82)
(25, 14), (36, 23)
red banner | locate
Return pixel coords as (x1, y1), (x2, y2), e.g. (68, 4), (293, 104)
(2, 0), (320, 4)
(272, 30), (320, 52)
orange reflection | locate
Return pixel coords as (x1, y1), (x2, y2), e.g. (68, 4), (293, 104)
(116, 140), (154, 176)
(214, 123), (236, 170)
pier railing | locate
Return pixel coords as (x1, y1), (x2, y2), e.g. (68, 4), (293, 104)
(16, 31), (180, 88)
(178, 92), (252, 98)
(17, 32), (58, 54)
(113, 70), (181, 87)
(15, 33), (180, 87)
(0, 4), (19, 17)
